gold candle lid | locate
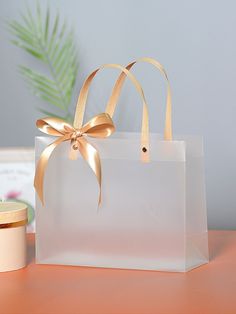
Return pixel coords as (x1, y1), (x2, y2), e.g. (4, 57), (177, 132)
(0, 202), (28, 224)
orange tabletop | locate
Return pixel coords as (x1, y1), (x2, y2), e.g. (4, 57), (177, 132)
(0, 230), (236, 314)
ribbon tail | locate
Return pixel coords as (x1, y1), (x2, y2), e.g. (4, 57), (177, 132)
(78, 137), (102, 206)
(34, 137), (67, 205)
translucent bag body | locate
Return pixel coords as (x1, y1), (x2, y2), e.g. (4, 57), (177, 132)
(35, 58), (209, 271)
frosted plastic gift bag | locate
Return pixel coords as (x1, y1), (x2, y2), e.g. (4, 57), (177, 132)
(35, 58), (209, 272)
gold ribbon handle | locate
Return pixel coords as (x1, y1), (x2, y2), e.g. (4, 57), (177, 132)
(74, 64), (150, 162)
(106, 57), (172, 141)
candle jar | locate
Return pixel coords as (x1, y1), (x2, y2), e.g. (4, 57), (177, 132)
(0, 202), (28, 272)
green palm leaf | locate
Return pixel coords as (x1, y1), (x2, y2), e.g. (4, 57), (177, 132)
(8, 3), (79, 122)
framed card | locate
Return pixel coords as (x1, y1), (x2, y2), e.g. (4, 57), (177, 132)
(0, 148), (35, 232)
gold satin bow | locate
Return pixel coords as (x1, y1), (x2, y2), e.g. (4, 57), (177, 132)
(34, 113), (115, 205)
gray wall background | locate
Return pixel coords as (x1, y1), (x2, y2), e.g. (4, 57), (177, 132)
(0, 0), (235, 229)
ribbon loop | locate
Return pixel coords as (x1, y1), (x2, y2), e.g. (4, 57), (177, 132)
(81, 113), (115, 137)
(36, 117), (75, 136)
